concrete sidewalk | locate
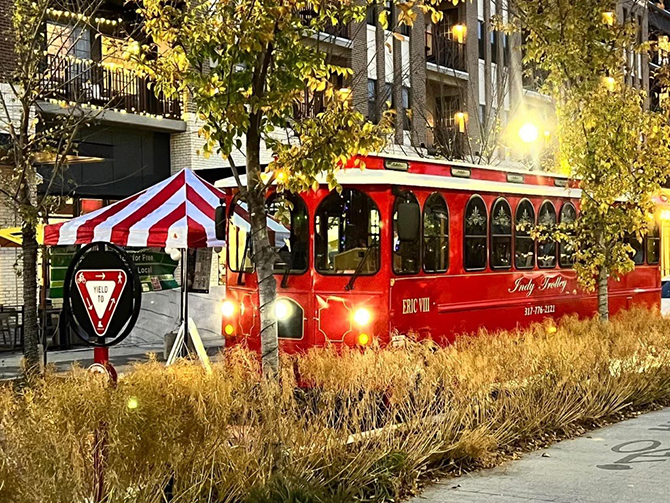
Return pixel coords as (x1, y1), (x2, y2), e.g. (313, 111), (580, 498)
(412, 407), (670, 503)
(0, 341), (225, 379)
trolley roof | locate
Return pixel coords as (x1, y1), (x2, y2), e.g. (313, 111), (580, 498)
(215, 154), (580, 199)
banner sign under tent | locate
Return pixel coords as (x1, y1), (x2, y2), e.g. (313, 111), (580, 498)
(49, 247), (180, 298)
(44, 168), (227, 370)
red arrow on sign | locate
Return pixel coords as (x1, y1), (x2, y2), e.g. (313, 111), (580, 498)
(74, 269), (127, 336)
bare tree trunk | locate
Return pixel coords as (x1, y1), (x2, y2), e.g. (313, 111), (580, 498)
(597, 266), (609, 322)
(246, 119), (279, 377)
(20, 191), (40, 374)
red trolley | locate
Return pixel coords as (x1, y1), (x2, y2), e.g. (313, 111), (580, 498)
(216, 155), (661, 352)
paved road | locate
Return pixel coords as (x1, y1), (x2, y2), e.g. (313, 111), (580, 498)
(413, 407), (670, 503)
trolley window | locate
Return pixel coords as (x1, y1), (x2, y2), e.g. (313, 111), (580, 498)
(515, 199), (536, 270)
(647, 221), (660, 265)
(228, 198), (254, 273)
(559, 203), (577, 268)
(538, 201), (557, 269)
(464, 195), (488, 271)
(624, 233), (644, 265)
(423, 193), (449, 273)
(266, 193), (309, 274)
(393, 192), (421, 274)
(315, 189), (381, 275)
(490, 198), (512, 270)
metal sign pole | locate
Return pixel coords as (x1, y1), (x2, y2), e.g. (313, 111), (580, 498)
(94, 347), (109, 366)
(184, 247), (189, 354)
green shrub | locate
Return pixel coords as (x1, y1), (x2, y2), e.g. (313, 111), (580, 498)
(2, 308), (670, 502)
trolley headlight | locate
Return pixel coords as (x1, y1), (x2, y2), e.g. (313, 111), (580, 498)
(221, 300), (236, 317)
(275, 299), (293, 321)
(353, 307), (372, 326)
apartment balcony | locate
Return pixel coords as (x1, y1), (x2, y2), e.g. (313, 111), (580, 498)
(39, 54), (182, 120)
(431, 124), (466, 159)
(426, 33), (467, 73)
(299, 5), (350, 39)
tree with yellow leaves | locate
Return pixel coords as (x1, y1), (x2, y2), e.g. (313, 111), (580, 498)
(137, 0), (393, 375)
(506, 0), (670, 320)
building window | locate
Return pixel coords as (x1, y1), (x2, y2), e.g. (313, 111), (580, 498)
(478, 20), (485, 60)
(387, 0), (410, 36)
(647, 222), (660, 265)
(367, 3), (377, 25)
(490, 198), (512, 269)
(538, 201), (557, 269)
(503, 33), (510, 67)
(367, 79), (377, 122)
(423, 193), (449, 273)
(490, 30), (498, 64)
(393, 192), (421, 274)
(436, 96), (459, 127)
(625, 233), (645, 265)
(559, 203), (577, 268)
(315, 189), (381, 275)
(383, 82), (393, 109)
(515, 199), (535, 270)
(47, 22), (91, 60)
(464, 195), (488, 271)
(402, 86), (411, 130)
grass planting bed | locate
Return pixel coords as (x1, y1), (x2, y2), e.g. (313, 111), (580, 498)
(2, 308), (670, 502)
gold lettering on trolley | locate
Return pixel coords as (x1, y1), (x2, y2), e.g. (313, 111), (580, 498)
(403, 297), (430, 314)
(509, 276), (568, 297)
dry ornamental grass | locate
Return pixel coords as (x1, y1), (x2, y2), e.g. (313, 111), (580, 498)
(2, 308), (670, 502)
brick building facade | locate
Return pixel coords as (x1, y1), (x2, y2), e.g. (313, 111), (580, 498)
(0, 0), (657, 307)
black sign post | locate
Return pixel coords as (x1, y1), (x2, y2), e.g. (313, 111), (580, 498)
(63, 242), (142, 375)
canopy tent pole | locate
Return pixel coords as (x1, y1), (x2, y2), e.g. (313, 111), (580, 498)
(167, 247), (210, 369)
(182, 248), (189, 354)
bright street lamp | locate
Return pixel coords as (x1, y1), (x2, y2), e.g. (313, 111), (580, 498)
(518, 123), (539, 144)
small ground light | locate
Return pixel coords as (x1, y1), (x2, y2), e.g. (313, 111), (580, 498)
(358, 333), (370, 345)
(127, 397), (139, 410)
(547, 326), (557, 334)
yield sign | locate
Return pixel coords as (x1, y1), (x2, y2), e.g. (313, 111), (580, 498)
(74, 270), (127, 336)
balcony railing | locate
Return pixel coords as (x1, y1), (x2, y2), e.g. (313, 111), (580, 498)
(431, 124), (466, 159)
(426, 33), (467, 72)
(294, 91), (325, 121)
(522, 64), (549, 92)
(40, 54), (181, 119)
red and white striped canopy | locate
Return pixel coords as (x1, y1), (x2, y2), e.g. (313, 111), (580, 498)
(44, 169), (227, 249)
